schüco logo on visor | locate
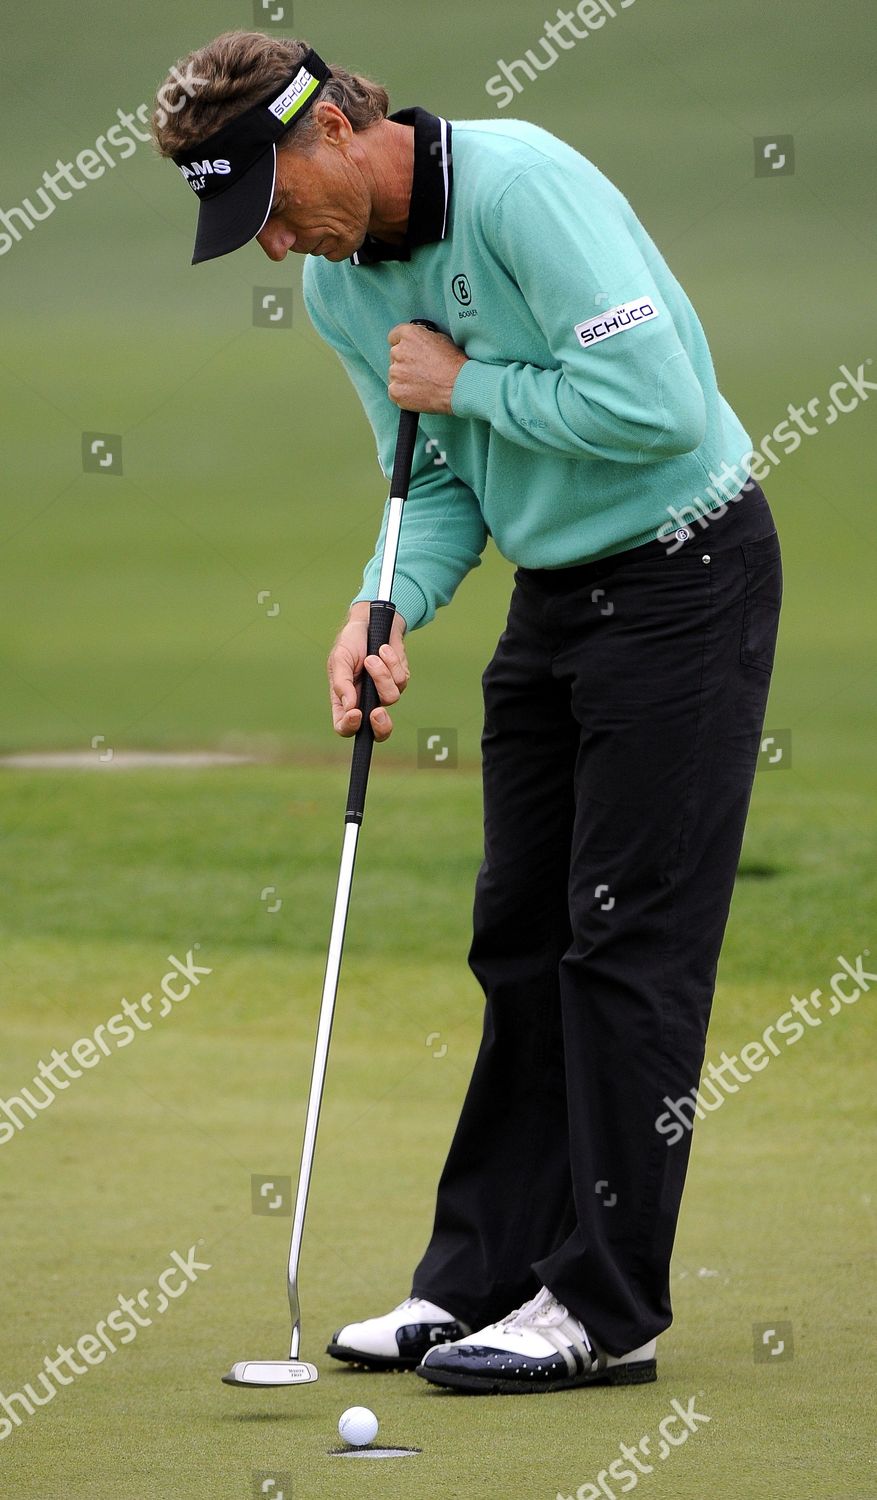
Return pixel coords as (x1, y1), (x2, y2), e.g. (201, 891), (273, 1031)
(268, 66), (320, 124)
(574, 299), (659, 347)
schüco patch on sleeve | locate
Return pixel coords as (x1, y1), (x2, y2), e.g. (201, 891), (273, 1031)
(574, 299), (659, 347)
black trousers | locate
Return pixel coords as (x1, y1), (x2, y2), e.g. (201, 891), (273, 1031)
(411, 477), (782, 1355)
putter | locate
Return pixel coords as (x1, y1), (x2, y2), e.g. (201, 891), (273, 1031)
(223, 320), (439, 1388)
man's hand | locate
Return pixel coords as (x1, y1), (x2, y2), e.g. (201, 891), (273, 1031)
(327, 603), (410, 740)
(387, 322), (468, 414)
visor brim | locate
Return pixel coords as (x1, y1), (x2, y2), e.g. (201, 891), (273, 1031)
(191, 144), (277, 265)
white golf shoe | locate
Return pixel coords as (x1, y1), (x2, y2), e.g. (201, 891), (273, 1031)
(416, 1285), (657, 1393)
(327, 1295), (471, 1369)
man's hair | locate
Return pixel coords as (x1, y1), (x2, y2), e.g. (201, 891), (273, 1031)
(151, 31), (389, 157)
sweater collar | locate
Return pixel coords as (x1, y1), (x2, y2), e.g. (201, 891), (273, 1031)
(350, 107), (452, 266)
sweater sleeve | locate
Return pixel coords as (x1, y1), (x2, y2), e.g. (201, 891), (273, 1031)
(302, 275), (488, 632)
(450, 160), (707, 465)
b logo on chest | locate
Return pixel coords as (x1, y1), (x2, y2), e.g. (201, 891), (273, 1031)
(451, 273), (478, 318)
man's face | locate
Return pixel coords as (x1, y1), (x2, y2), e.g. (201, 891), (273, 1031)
(256, 106), (371, 262)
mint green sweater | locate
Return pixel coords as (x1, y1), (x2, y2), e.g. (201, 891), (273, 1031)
(302, 117), (753, 632)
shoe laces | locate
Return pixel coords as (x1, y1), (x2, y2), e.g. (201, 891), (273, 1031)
(499, 1287), (592, 1356)
(499, 1287), (564, 1331)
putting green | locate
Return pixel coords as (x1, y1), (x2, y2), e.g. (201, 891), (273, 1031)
(0, 766), (873, 1498)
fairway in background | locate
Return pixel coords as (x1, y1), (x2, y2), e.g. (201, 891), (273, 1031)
(1, 0), (874, 760)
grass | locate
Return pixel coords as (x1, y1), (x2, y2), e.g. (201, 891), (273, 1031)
(0, 763), (874, 1498)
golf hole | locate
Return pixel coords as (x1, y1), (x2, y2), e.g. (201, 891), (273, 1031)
(328, 1446), (421, 1460)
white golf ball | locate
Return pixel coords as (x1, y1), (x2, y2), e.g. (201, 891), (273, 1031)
(338, 1405), (379, 1447)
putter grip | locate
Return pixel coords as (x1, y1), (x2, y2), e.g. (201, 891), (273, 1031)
(345, 601), (397, 823)
(389, 407), (420, 498)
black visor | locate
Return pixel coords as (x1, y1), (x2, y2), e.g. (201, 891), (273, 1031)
(172, 48), (333, 264)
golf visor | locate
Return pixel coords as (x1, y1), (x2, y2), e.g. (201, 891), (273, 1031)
(173, 48), (333, 264)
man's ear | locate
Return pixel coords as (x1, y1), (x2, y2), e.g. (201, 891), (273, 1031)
(314, 101), (352, 148)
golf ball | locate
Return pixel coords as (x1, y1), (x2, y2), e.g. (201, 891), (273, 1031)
(338, 1405), (379, 1447)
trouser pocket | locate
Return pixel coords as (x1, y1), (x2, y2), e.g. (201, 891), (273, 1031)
(740, 531), (782, 672)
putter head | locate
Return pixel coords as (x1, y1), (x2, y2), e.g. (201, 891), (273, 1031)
(221, 1359), (319, 1388)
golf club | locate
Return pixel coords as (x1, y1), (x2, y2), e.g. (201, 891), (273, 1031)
(222, 319), (439, 1388)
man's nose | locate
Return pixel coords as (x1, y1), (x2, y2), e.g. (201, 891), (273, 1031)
(256, 222), (297, 260)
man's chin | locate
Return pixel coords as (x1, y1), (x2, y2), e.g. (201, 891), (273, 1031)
(308, 239), (349, 261)
(321, 246), (348, 260)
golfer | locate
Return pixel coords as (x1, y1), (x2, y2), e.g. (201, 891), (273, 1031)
(153, 32), (782, 1395)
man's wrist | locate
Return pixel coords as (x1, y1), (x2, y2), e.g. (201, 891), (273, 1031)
(346, 601), (407, 634)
